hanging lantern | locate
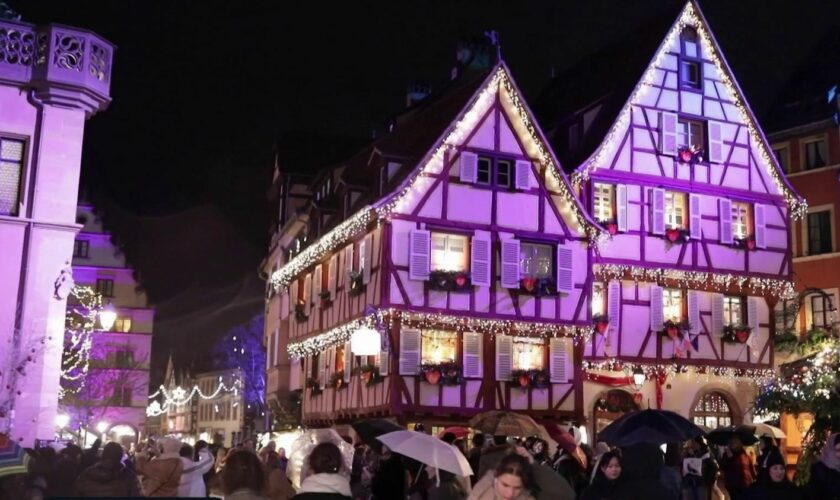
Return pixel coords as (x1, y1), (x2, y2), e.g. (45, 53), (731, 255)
(98, 301), (118, 331)
(351, 326), (381, 356)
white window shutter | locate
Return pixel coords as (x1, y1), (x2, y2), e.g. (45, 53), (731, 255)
(459, 151), (478, 183)
(748, 297), (759, 330)
(754, 204), (767, 249)
(688, 290), (700, 334)
(343, 343), (352, 382)
(651, 188), (665, 235)
(607, 281), (621, 335)
(409, 230), (431, 281)
(326, 346), (334, 382)
(289, 280), (298, 314)
(362, 234), (373, 284)
(328, 255), (338, 298)
(303, 274), (312, 307)
(379, 350), (389, 376)
(616, 184), (628, 232)
(462, 332), (483, 378)
(471, 231), (492, 287)
(711, 293), (724, 335)
(689, 194), (702, 240)
(495, 334), (513, 381)
(345, 244), (355, 277)
(719, 198), (733, 244)
(659, 112), (678, 155)
(501, 239), (521, 289)
(515, 160), (532, 190)
(398, 328), (421, 375)
(313, 265), (322, 304)
(318, 351), (327, 388)
(649, 285), (664, 331)
(556, 246), (573, 293)
(549, 338), (569, 383)
(708, 121), (724, 163)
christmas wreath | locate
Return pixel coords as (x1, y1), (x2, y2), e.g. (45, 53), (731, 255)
(520, 276), (557, 297)
(294, 303), (308, 322)
(306, 377), (322, 396)
(661, 320), (690, 340)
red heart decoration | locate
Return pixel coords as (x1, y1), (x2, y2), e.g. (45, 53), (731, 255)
(607, 223), (618, 235)
(747, 239), (756, 250)
(454, 274), (467, 287)
(666, 229), (680, 242)
(522, 277), (536, 292)
(595, 321), (609, 334)
(736, 329), (749, 343)
(679, 149), (694, 163)
(519, 374), (531, 387)
(425, 370), (441, 385)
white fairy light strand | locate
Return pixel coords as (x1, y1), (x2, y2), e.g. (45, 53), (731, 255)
(60, 286), (104, 396)
(146, 377), (241, 417)
(582, 359), (775, 385)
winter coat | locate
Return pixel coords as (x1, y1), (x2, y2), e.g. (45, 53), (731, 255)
(477, 444), (513, 479)
(74, 460), (143, 497)
(178, 449), (215, 497)
(371, 455), (406, 500)
(467, 471), (535, 500)
(292, 472), (352, 500)
(743, 478), (803, 500)
(47, 456), (81, 497)
(721, 449), (756, 496)
(467, 449), (482, 486)
(616, 443), (673, 500)
(267, 468), (297, 500)
(807, 433), (840, 500)
(136, 452), (183, 497)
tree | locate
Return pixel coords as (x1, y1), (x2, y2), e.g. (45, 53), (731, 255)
(211, 314), (266, 430)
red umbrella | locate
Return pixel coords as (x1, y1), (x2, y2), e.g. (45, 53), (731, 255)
(544, 422), (587, 470)
(437, 426), (470, 440)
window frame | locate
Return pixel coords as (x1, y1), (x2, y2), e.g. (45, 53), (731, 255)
(810, 295), (830, 329)
(420, 330), (458, 365)
(512, 337), (546, 371)
(676, 119), (705, 151)
(723, 295), (744, 326)
(73, 239), (90, 258)
(0, 135), (27, 217)
(691, 392), (733, 429)
(807, 210), (833, 255)
(803, 136), (828, 170)
(664, 191), (687, 230)
(771, 144), (790, 173)
(662, 288), (684, 323)
(519, 240), (555, 280)
(592, 282), (606, 316)
(678, 28), (703, 92)
(95, 278), (115, 298)
(430, 231), (470, 273)
(592, 183), (615, 223)
(731, 202), (752, 240)
(474, 155), (519, 190)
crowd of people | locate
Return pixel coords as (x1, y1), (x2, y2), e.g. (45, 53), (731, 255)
(0, 429), (837, 499)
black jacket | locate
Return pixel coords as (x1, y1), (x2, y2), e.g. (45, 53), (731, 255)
(807, 461), (840, 500)
(744, 478), (803, 500)
(75, 460), (143, 497)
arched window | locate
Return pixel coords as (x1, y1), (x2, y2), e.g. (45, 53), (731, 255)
(692, 391), (733, 429)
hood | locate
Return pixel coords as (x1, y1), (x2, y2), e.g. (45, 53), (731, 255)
(84, 462), (124, 483)
(298, 472), (352, 497)
(820, 433), (840, 470)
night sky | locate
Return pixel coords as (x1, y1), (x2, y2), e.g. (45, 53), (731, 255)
(19, 0), (840, 386)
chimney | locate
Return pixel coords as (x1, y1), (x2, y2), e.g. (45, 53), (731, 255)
(451, 34), (497, 80)
(406, 81), (431, 107)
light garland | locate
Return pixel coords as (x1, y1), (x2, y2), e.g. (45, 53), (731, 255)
(60, 286), (104, 397)
(582, 359), (775, 385)
(571, 2), (807, 220)
(146, 376), (242, 417)
(594, 264), (796, 298)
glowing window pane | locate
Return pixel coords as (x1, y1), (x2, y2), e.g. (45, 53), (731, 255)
(421, 330), (457, 364)
(731, 202), (750, 239)
(431, 233), (469, 272)
(593, 184), (614, 222)
(512, 337), (545, 371)
(723, 296), (742, 325)
(665, 191), (686, 229)
(520, 242), (553, 279)
(663, 288), (682, 322)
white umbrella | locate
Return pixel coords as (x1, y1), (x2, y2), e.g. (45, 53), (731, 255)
(752, 423), (786, 439)
(287, 428), (354, 489)
(378, 430), (473, 477)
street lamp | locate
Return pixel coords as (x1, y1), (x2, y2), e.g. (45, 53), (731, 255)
(99, 301), (117, 331)
(632, 368), (646, 389)
(55, 414), (69, 440)
(350, 326), (380, 356)
(97, 421), (108, 434)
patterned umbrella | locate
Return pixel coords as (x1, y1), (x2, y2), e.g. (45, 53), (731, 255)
(468, 411), (542, 437)
(0, 435), (30, 478)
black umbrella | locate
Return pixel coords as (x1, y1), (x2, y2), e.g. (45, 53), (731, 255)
(351, 419), (404, 449)
(597, 409), (705, 447)
(705, 425), (760, 446)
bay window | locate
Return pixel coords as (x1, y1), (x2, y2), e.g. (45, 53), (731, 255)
(665, 191), (687, 229)
(663, 288), (683, 322)
(421, 330), (457, 364)
(512, 337), (545, 371)
(431, 233), (469, 272)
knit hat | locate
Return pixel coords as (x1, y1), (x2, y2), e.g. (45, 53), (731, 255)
(765, 449), (785, 468)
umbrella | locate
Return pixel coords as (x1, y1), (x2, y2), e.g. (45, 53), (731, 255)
(0, 435), (30, 478)
(597, 409), (705, 447)
(378, 430), (473, 477)
(287, 429), (355, 489)
(351, 419), (404, 450)
(706, 425), (760, 446)
(543, 422), (586, 469)
(437, 426), (470, 440)
(751, 423), (786, 439)
(468, 410), (543, 437)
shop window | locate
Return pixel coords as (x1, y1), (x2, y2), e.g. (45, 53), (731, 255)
(431, 233), (469, 272)
(692, 392), (733, 429)
(519, 242), (553, 279)
(512, 337), (544, 371)
(421, 330), (457, 364)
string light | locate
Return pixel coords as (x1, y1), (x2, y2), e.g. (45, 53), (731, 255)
(582, 359), (775, 385)
(571, 2), (807, 221)
(146, 376), (241, 417)
(60, 286), (105, 397)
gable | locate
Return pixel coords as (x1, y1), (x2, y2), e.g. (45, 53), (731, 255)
(571, 1), (806, 220)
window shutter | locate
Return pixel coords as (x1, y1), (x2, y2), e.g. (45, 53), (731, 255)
(345, 244), (355, 277)
(616, 184), (628, 232)
(556, 246), (574, 293)
(362, 234), (373, 284)
(328, 255), (338, 298)
(649, 285), (664, 331)
(754, 204), (767, 249)
(711, 293), (724, 336)
(501, 239), (521, 289)
(708, 121), (724, 164)
(303, 274), (312, 307)
(719, 198), (733, 244)
(325, 346), (334, 384)
(471, 231), (492, 287)
(748, 297), (759, 330)
(607, 281), (621, 336)
(379, 350), (389, 376)
(318, 351), (327, 389)
(398, 328), (421, 375)
(409, 230), (431, 281)
(313, 265), (322, 305)
(689, 194), (702, 240)
(651, 188), (665, 235)
(460, 152), (478, 183)
(462, 332), (483, 378)
(343, 343), (352, 382)
(268, 332), (276, 368)
(495, 334), (513, 381)
(659, 112), (678, 155)
(515, 160), (532, 190)
(549, 338), (569, 383)
(688, 290), (700, 334)
(289, 280), (298, 314)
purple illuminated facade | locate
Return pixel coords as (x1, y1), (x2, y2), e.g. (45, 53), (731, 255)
(0, 18), (113, 444)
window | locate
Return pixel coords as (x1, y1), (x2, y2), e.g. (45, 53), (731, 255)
(114, 349), (134, 368)
(114, 317), (132, 333)
(431, 233), (469, 272)
(496, 160), (512, 188)
(592, 283), (605, 315)
(593, 184), (614, 222)
(73, 239), (90, 258)
(810, 295), (831, 329)
(310, 353), (320, 380)
(663, 288), (683, 322)
(681, 60), (701, 89)
(679, 28), (702, 90)
(113, 386), (132, 406)
(731, 202), (751, 239)
(519, 242), (553, 279)
(512, 337), (545, 370)
(421, 330), (457, 364)
(807, 211), (832, 255)
(96, 278), (115, 297)
(723, 296), (743, 326)
(475, 156), (516, 188)
(335, 344), (346, 372)
(677, 120), (704, 150)
(0, 137), (24, 216)
(692, 392), (732, 429)
(681, 27), (699, 58)
(665, 191), (687, 229)
(775, 299), (796, 333)
(772, 146), (790, 173)
(477, 157), (491, 184)
(804, 138), (827, 170)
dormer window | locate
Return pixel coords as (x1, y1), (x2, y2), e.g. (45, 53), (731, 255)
(679, 28), (702, 90)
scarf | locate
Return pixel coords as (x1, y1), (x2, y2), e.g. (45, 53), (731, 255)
(298, 472), (352, 497)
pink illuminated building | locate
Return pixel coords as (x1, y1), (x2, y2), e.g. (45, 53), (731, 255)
(0, 17), (113, 444)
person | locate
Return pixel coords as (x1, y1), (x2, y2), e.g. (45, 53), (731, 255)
(742, 449), (801, 500)
(266, 451), (297, 500)
(807, 432), (840, 500)
(479, 436), (514, 479)
(278, 447), (289, 473)
(216, 446), (229, 473)
(371, 443), (406, 500)
(80, 438), (102, 470)
(136, 436), (184, 497)
(178, 442), (215, 497)
(47, 443), (81, 498)
(261, 441), (277, 463)
(720, 436), (756, 500)
(588, 442), (611, 483)
(242, 438), (257, 452)
(580, 451), (622, 500)
(682, 436), (722, 500)
(617, 443), (672, 500)
(292, 442), (352, 500)
(222, 449), (269, 499)
(74, 442), (143, 497)
(756, 436), (779, 483)
(196, 440), (217, 494)
(468, 434), (485, 486)
(469, 453), (537, 500)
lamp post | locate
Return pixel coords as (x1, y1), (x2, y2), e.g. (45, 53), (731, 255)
(98, 301), (117, 331)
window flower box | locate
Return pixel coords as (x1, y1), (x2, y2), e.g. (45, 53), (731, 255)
(348, 271), (365, 297)
(593, 314), (610, 335)
(733, 236), (757, 251)
(664, 228), (690, 245)
(354, 364), (383, 386)
(306, 377), (322, 396)
(418, 362), (462, 386)
(428, 270), (471, 292)
(329, 371), (346, 390)
(661, 320), (690, 340)
(294, 304), (308, 322)
(510, 368), (551, 389)
(677, 145), (704, 164)
(520, 277), (557, 297)
(723, 324), (751, 344)
(319, 290), (333, 307)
